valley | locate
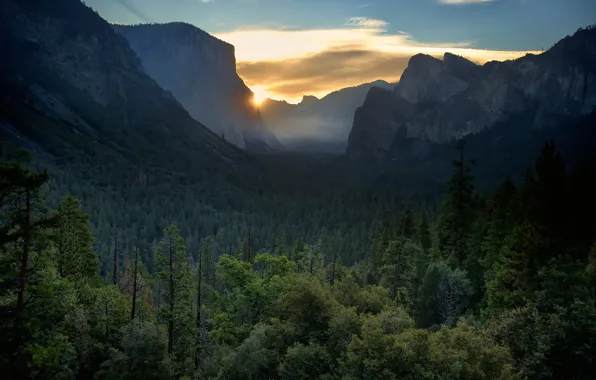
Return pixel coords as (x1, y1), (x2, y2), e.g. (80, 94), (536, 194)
(1, 0), (595, 379)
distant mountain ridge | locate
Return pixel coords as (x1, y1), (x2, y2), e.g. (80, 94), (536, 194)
(0, 0), (246, 172)
(347, 26), (596, 160)
(260, 80), (395, 153)
(114, 22), (282, 153)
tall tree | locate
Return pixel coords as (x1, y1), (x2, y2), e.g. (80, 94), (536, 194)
(399, 209), (416, 239)
(0, 155), (55, 312)
(438, 138), (476, 264)
(274, 232), (287, 258)
(155, 225), (194, 375)
(195, 236), (213, 370)
(54, 195), (98, 280)
(418, 212), (432, 255)
(112, 234), (119, 286)
(131, 247), (139, 320)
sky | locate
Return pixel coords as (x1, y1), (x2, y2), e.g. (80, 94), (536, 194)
(86, 0), (596, 103)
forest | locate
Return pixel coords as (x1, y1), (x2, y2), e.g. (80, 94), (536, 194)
(1, 136), (596, 379)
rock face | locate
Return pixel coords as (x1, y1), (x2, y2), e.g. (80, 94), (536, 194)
(114, 23), (282, 152)
(260, 80), (394, 153)
(346, 87), (416, 160)
(0, 0), (246, 168)
(347, 26), (596, 160)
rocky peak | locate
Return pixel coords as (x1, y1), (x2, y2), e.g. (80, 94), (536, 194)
(299, 95), (320, 107)
(347, 87), (416, 160)
(442, 52), (482, 81)
(347, 24), (596, 161)
(406, 54), (443, 74)
(395, 53), (472, 105)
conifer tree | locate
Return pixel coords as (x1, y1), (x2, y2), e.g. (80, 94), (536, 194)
(438, 138), (476, 264)
(418, 212), (432, 255)
(155, 226), (195, 376)
(0, 154), (56, 312)
(399, 209), (416, 239)
(274, 232), (287, 257)
(54, 195), (98, 280)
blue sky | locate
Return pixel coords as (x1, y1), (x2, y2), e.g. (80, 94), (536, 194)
(87, 0), (596, 102)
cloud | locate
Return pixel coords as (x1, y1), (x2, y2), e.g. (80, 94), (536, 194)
(215, 19), (538, 103)
(345, 17), (388, 28)
(237, 49), (408, 102)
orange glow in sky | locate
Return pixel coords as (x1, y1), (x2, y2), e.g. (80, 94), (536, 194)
(216, 19), (540, 103)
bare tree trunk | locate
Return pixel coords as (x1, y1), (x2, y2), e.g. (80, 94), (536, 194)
(331, 248), (337, 286)
(439, 275), (458, 325)
(168, 236), (174, 355)
(57, 238), (64, 278)
(195, 250), (202, 370)
(105, 299), (109, 338)
(131, 247), (138, 321)
(112, 234), (118, 285)
(457, 140), (465, 262)
(17, 188), (31, 312)
(247, 227), (252, 262)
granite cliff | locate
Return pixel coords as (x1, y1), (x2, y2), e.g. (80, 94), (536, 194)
(348, 26), (596, 160)
(114, 23), (282, 152)
(0, 0), (247, 170)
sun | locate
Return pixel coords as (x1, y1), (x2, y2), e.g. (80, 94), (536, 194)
(250, 86), (272, 107)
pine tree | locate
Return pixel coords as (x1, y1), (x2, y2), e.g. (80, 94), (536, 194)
(156, 225), (183, 354)
(155, 225), (195, 376)
(438, 138), (476, 264)
(112, 233), (119, 285)
(399, 209), (416, 239)
(533, 141), (568, 253)
(0, 155), (56, 312)
(274, 232), (287, 257)
(131, 247), (139, 320)
(418, 212), (432, 254)
(200, 236), (214, 290)
(54, 195), (98, 281)
(487, 221), (544, 313)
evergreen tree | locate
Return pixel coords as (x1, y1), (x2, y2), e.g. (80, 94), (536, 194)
(418, 212), (432, 255)
(273, 231), (287, 257)
(399, 209), (416, 239)
(155, 225), (195, 375)
(200, 235), (214, 291)
(438, 138), (477, 265)
(54, 195), (99, 281)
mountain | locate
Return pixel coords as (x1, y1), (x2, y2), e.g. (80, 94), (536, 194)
(114, 23), (282, 153)
(260, 80), (395, 153)
(347, 26), (596, 160)
(0, 0), (247, 173)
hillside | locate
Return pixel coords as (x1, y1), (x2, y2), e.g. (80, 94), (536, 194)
(0, 0), (247, 176)
(114, 23), (282, 152)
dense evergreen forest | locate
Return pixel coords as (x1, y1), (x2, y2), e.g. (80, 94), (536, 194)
(2, 134), (596, 379)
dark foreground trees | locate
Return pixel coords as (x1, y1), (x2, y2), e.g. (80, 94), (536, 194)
(1, 141), (594, 379)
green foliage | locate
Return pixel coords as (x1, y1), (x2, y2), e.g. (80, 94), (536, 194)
(95, 321), (171, 380)
(278, 342), (332, 380)
(53, 195), (99, 281)
(415, 260), (472, 328)
(2, 141), (595, 379)
(438, 139), (478, 265)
